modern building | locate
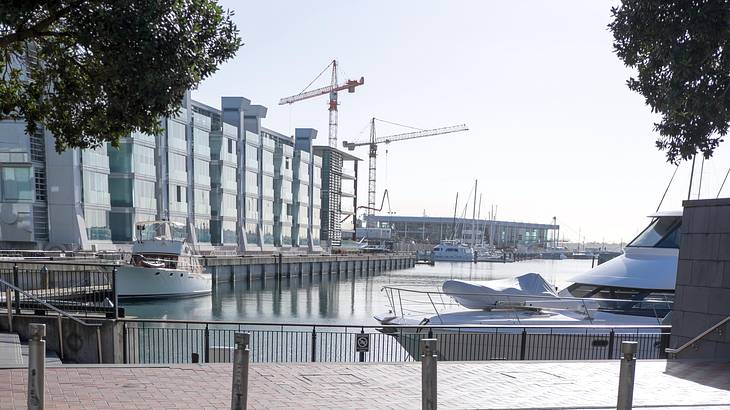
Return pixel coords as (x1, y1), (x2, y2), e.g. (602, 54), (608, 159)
(364, 215), (559, 249)
(308, 145), (359, 247)
(0, 94), (325, 254)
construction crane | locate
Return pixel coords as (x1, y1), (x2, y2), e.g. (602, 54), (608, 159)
(342, 118), (468, 215)
(279, 59), (364, 147)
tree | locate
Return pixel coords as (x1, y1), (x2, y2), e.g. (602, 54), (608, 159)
(0, 0), (241, 151)
(610, 0), (730, 164)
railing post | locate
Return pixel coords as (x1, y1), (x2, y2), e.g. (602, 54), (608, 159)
(57, 316), (64, 361)
(5, 288), (13, 333)
(421, 338), (437, 410)
(122, 322), (128, 364)
(13, 263), (20, 315)
(311, 327), (317, 362)
(96, 327), (103, 364)
(112, 266), (119, 319)
(231, 333), (250, 410)
(519, 329), (527, 360)
(204, 324), (210, 363)
(27, 323), (45, 410)
(617, 341), (638, 410)
(607, 330), (615, 359)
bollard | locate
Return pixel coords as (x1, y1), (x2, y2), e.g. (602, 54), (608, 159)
(231, 332), (250, 410)
(617, 341), (638, 410)
(27, 323), (45, 410)
(421, 338), (438, 410)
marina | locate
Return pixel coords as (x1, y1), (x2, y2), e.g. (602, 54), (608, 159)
(3, 1), (730, 408)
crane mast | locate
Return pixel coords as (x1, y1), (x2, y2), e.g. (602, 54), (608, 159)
(343, 119), (468, 215)
(279, 60), (364, 148)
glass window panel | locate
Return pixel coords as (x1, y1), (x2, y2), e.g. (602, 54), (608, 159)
(2, 167), (33, 201)
(82, 171), (110, 205)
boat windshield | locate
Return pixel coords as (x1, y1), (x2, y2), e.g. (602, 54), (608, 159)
(627, 216), (681, 248)
(136, 221), (187, 242)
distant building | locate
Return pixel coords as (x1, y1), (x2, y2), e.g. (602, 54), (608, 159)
(365, 215), (559, 249)
(0, 94), (324, 253)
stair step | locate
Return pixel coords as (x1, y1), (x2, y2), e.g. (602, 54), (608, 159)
(0, 332), (23, 367)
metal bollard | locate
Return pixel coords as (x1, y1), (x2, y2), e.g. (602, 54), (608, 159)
(421, 338), (438, 410)
(27, 323), (45, 410)
(617, 341), (638, 410)
(231, 333), (250, 410)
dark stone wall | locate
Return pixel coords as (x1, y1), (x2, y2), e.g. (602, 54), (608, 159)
(670, 198), (730, 358)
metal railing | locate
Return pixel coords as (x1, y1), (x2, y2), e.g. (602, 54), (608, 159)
(120, 318), (670, 364)
(381, 286), (674, 325)
(665, 314), (730, 357)
(0, 261), (119, 317)
(0, 276), (104, 363)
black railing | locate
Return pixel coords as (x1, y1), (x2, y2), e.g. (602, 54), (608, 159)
(121, 319), (671, 364)
(0, 261), (119, 317)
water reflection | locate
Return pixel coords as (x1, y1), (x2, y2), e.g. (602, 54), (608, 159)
(123, 259), (593, 325)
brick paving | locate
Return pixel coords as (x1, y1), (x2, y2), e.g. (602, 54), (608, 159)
(1, 360), (729, 409)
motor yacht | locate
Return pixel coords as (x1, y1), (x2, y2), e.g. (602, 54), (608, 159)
(116, 221), (212, 298)
(375, 211), (680, 360)
(431, 240), (475, 262)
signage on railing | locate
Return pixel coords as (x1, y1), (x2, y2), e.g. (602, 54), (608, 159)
(356, 333), (369, 353)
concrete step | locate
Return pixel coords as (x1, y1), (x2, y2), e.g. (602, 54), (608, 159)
(0, 332), (23, 367)
(0, 332), (63, 367)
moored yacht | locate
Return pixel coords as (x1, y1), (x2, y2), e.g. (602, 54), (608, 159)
(116, 221), (212, 298)
(431, 240), (475, 262)
(375, 211), (680, 359)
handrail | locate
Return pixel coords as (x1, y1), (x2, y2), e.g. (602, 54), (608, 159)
(665, 315), (730, 356)
(0, 277), (101, 328)
(118, 317), (670, 330)
(381, 286), (674, 306)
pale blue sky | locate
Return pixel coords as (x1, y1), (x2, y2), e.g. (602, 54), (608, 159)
(193, 1), (730, 243)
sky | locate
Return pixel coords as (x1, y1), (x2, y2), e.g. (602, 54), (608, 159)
(192, 0), (730, 244)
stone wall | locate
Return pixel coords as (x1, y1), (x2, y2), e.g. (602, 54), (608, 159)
(670, 198), (730, 358)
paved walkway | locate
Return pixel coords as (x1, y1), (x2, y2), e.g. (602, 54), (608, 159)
(1, 360), (729, 409)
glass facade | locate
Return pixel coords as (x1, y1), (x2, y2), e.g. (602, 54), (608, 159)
(85, 208), (111, 240)
(1, 166), (33, 201)
(82, 171), (110, 205)
(167, 120), (187, 151)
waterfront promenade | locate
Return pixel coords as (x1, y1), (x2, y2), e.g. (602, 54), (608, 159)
(1, 360), (729, 409)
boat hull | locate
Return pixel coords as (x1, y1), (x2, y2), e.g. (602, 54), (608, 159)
(116, 265), (212, 298)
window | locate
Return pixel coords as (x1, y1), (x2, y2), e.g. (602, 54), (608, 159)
(228, 139), (233, 154)
(285, 158), (290, 170)
(176, 186), (182, 202)
(2, 167), (33, 201)
(627, 216), (681, 248)
(82, 172), (109, 205)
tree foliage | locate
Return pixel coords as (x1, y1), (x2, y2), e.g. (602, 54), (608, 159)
(0, 0), (241, 151)
(610, 0), (730, 164)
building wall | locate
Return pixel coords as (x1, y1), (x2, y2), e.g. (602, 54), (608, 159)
(669, 198), (730, 359)
(366, 216), (557, 248)
(1, 95), (325, 254)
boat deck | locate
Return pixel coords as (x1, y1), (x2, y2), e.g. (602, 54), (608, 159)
(1, 359), (728, 409)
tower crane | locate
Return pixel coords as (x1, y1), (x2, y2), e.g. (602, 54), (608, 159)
(279, 60), (364, 147)
(342, 118), (468, 215)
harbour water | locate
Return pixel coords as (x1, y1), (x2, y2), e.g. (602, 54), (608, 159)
(122, 259), (594, 324)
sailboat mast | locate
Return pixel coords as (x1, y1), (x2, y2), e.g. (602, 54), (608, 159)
(471, 180), (478, 246)
(451, 192), (459, 240)
(477, 193), (482, 245)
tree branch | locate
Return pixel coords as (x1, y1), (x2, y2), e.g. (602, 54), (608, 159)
(0, 1), (85, 48)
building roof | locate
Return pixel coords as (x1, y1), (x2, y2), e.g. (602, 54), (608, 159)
(312, 145), (361, 161)
(366, 214), (558, 229)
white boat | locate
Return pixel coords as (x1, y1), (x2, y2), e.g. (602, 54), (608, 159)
(473, 244), (510, 262)
(116, 221), (212, 298)
(431, 240), (474, 262)
(375, 211), (681, 359)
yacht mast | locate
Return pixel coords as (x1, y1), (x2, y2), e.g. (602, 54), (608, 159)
(451, 192), (459, 240)
(471, 180), (478, 246)
(476, 193), (482, 245)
